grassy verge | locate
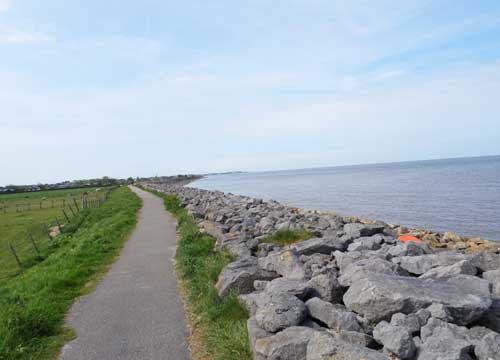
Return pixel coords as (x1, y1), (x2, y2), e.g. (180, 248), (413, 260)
(143, 187), (251, 360)
(0, 187), (141, 360)
(261, 229), (315, 246)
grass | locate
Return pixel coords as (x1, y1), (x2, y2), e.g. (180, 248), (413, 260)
(143, 187), (251, 360)
(0, 186), (141, 360)
(261, 229), (315, 246)
(0, 187), (111, 285)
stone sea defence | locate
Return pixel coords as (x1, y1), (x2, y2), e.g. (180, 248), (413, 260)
(143, 180), (500, 360)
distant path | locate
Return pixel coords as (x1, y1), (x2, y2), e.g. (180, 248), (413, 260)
(60, 186), (190, 360)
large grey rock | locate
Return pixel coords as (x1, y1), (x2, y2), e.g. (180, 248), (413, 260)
(258, 250), (308, 280)
(338, 257), (407, 287)
(419, 260), (477, 279)
(393, 253), (472, 275)
(482, 269), (500, 296)
(305, 297), (362, 333)
(347, 235), (385, 252)
(387, 241), (433, 258)
(471, 251), (500, 272)
(306, 331), (390, 360)
(337, 330), (376, 349)
(215, 256), (278, 297)
(290, 236), (347, 255)
(264, 278), (313, 300)
(343, 274), (492, 324)
(334, 250), (386, 272)
(307, 273), (343, 303)
(247, 317), (271, 355)
(479, 297), (500, 332)
(473, 331), (500, 360)
(239, 291), (271, 316)
(343, 223), (386, 239)
(255, 293), (307, 333)
(418, 318), (474, 360)
(373, 321), (416, 359)
(254, 326), (318, 360)
(390, 312), (426, 334)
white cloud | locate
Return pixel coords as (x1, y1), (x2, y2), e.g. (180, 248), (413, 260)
(0, 29), (52, 44)
(0, 0), (10, 12)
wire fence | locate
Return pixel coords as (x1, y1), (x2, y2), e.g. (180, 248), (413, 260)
(0, 187), (115, 285)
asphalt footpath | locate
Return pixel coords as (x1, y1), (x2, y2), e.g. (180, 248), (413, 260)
(59, 186), (190, 360)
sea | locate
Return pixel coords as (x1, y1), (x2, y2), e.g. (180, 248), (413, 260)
(191, 156), (500, 241)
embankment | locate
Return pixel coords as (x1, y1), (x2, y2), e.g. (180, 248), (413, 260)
(143, 180), (500, 360)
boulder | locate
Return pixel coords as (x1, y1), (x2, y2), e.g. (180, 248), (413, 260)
(338, 257), (407, 287)
(393, 253), (472, 275)
(255, 293), (307, 333)
(390, 312), (425, 334)
(215, 256), (278, 297)
(343, 223), (386, 239)
(334, 250), (385, 272)
(373, 321), (416, 359)
(258, 250), (308, 280)
(482, 269), (500, 296)
(239, 291), (272, 316)
(264, 278), (313, 300)
(254, 326), (319, 360)
(347, 235), (385, 252)
(307, 273), (343, 303)
(387, 241), (433, 258)
(473, 331), (500, 360)
(419, 260), (477, 279)
(290, 236), (347, 255)
(337, 330), (376, 349)
(478, 297), (500, 332)
(305, 297), (362, 333)
(472, 251), (500, 272)
(343, 274), (492, 325)
(247, 317), (271, 355)
(306, 331), (390, 360)
(418, 318), (474, 360)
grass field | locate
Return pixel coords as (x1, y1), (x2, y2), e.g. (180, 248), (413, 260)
(144, 187), (251, 360)
(0, 187), (111, 285)
(0, 186), (141, 360)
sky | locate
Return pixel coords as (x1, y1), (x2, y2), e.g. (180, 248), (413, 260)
(1, 0), (500, 185)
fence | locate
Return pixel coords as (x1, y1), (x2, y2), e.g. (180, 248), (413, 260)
(0, 187), (115, 285)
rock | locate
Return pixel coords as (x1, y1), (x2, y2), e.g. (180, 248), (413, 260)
(347, 235), (385, 252)
(419, 260), (477, 279)
(418, 318), (474, 360)
(215, 256), (278, 297)
(334, 250), (385, 272)
(307, 273), (343, 303)
(482, 269), (500, 296)
(305, 297), (362, 333)
(258, 250), (308, 280)
(478, 297), (500, 332)
(387, 241), (433, 258)
(471, 251), (500, 272)
(473, 331), (500, 360)
(442, 231), (462, 243)
(306, 331), (391, 360)
(390, 312), (423, 334)
(393, 253), (472, 275)
(247, 317), (271, 355)
(290, 237), (347, 255)
(343, 274), (492, 325)
(264, 278), (313, 300)
(337, 330), (376, 349)
(373, 321), (416, 359)
(255, 293), (307, 332)
(426, 303), (454, 322)
(239, 292), (271, 316)
(254, 326), (318, 360)
(343, 223), (386, 239)
(254, 280), (269, 291)
(338, 257), (407, 287)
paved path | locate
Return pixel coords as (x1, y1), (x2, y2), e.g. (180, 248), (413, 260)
(60, 186), (190, 360)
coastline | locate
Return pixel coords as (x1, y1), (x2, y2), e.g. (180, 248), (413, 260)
(142, 177), (500, 360)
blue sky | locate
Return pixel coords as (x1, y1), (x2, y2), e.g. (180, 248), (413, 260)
(1, 0), (500, 185)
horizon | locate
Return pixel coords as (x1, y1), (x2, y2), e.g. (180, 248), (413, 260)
(2, 1), (500, 185)
(2, 153), (499, 187)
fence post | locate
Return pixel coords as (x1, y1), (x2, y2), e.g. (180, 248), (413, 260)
(44, 224), (52, 240)
(9, 242), (22, 269)
(63, 209), (71, 223)
(29, 234), (41, 256)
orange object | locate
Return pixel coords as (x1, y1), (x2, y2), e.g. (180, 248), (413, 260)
(399, 235), (422, 243)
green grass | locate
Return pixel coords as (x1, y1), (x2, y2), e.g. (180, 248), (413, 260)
(0, 187), (109, 285)
(144, 187), (251, 360)
(0, 186), (141, 360)
(261, 229), (315, 246)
